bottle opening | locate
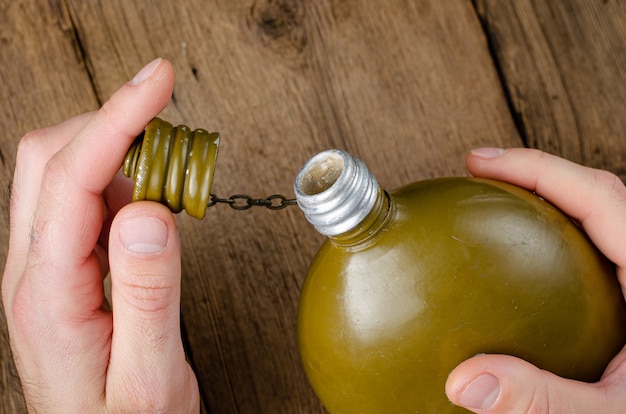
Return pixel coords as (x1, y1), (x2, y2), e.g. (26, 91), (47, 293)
(296, 151), (345, 196)
(294, 149), (380, 237)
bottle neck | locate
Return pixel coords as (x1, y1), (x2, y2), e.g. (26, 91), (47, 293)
(294, 149), (393, 245)
(330, 186), (392, 246)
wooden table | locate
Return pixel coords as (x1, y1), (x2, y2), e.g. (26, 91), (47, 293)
(1, 1), (624, 412)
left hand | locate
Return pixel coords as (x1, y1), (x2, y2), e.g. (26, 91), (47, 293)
(2, 58), (200, 413)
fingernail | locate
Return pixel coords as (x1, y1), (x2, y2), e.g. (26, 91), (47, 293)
(471, 147), (507, 159)
(120, 216), (168, 254)
(459, 374), (500, 411)
(129, 58), (162, 85)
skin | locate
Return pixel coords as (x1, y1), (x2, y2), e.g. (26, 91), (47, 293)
(1, 58), (625, 413)
(445, 147), (626, 413)
(2, 58), (199, 413)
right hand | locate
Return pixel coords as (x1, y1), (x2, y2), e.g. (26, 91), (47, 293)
(446, 147), (626, 413)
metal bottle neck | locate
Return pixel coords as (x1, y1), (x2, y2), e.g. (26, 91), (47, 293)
(294, 149), (390, 242)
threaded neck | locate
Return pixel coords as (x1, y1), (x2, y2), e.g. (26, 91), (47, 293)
(294, 149), (382, 237)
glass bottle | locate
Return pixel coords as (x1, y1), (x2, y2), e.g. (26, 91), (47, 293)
(294, 149), (626, 414)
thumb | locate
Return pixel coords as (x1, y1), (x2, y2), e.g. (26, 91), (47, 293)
(446, 354), (619, 414)
(106, 201), (197, 410)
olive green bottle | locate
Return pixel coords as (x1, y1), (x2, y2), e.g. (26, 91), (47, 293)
(294, 149), (626, 414)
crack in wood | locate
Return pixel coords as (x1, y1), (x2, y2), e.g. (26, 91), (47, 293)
(473, 0), (529, 148)
(64, 0), (103, 106)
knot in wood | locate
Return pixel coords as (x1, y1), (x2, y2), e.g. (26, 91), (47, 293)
(248, 0), (307, 56)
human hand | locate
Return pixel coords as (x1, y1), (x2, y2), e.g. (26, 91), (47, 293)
(2, 58), (199, 412)
(445, 147), (626, 413)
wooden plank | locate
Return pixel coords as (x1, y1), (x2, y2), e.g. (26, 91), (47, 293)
(0, 0), (100, 411)
(1, 0), (523, 412)
(476, 0), (626, 179)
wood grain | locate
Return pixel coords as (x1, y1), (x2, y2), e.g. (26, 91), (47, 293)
(2, 0), (622, 413)
(476, 0), (626, 179)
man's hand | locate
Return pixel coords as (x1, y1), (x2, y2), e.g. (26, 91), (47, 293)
(446, 147), (626, 413)
(2, 58), (200, 413)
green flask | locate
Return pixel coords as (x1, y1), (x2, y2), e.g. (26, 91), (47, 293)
(294, 149), (626, 414)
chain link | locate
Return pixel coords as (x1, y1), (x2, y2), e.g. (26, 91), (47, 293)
(208, 193), (298, 210)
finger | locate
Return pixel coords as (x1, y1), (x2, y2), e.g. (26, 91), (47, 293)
(24, 58), (174, 316)
(3, 113), (96, 314)
(446, 354), (624, 413)
(466, 148), (626, 269)
(99, 169), (135, 254)
(4, 112), (94, 274)
(2, 59), (177, 412)
(106, 202), (199, 412)
(34, 58), (174, 264)
(60, 58), (175, 196)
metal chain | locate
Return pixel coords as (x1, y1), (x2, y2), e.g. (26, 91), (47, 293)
(208, 193), (298, 210)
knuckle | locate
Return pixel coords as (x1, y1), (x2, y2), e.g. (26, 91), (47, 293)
(9, 130), (54, 214)
(520, 147), (549, 166)
(9, 276), (43, 339)
(589, 169), (626, 199)
(115, 378), (178, 414)
(517, 380), (581, 414)
(40, 155), (71, 195)
(523, 386), (550, 414)
(15, 129), (54, 170)
(17, 129), (48, 155)
(94, 101), (135, 139)
(0, 276), (8, 310)
(16, 131), (74, 198)
(118, 275), (176, 315)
